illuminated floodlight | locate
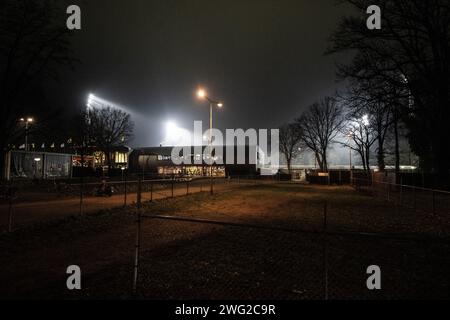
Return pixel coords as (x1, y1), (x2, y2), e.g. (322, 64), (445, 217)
(86, 93), (128, 113)
(166, 121), (178, 133)
(162, 121), (192, 146)
(87, 93), (94, 108)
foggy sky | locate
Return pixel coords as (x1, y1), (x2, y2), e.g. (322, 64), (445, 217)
(52, 0), (352, 147)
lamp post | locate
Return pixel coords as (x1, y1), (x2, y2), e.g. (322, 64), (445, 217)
(20, 118), (34, 151)
(197, 88), (223, 194)
(33, 157), (41, 179)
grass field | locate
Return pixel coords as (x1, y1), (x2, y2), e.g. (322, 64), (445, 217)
(0, 183), (449, 300)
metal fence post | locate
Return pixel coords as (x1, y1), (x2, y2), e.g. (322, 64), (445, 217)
(400, 177), (403, 207)
(172, 180), (174, 198)
(210, 177), (214, 195)
(79, 178), (83, 216)
(8, 196), (13, 233)
(150, 182), (153, 202)
(432, 190), (436, 215)
(387, 182), (390, 202)
(133, 178), (142, 295)
(323, 201), (329, 300)
(124, 174), (128, 207)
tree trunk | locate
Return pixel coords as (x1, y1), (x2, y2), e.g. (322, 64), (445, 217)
(315, 152), (323, 171)
(393, 115), (400, 184)
(377, 136), (385, 172)
(360, 150), (367, 172)
(0, 149), (6, 182)
(105, 148), (112, 174)
(322, 150), (328, 172)
(287, 157), (292, 175)
(365, 147), (371, 178)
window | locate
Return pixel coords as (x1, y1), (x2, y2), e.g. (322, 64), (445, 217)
(115, 152), (127, 163)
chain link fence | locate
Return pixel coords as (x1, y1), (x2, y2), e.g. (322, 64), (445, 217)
(352, 177), (450, 215)
(0, 175), (277, 232)
(126, 180), (450, 300)
(1, 177), (449, 299)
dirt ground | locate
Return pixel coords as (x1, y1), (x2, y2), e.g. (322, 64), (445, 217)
(0, 180), (234, 229)
(0, 183), (449, 300)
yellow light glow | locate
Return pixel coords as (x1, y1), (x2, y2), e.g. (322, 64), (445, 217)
(197, 89), (206, 99)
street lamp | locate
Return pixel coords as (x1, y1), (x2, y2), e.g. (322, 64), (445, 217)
(196, 88), (224, 194)
(121, 166), (126, 181)
(196, 88), (224, 145)
(20, 117), (34, 151)
(33, 157), (41, 179)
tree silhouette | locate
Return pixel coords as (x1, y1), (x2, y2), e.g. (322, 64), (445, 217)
(296, 97), (344, 172)
(279, 123), (303, 176)
(0, 0), (76, 178)
(87, 107), (134, 170)
(328, 0), (450, 175)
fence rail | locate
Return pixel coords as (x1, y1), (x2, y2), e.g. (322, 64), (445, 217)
(1, 176), (450, 299)
(0, 176), (276, 232)
(351, 178), (450, 215)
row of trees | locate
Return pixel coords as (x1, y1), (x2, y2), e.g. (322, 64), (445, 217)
(280, 90), (414, 179)
(279, 93), (408, 178)
(330, 0), (450, 176)
(280, 0), (450, 178)
(280, 97), (344, 175)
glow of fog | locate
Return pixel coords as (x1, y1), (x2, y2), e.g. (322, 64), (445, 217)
(161, 121), (193, 146)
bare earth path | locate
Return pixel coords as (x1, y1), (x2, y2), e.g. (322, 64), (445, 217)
(0, 181), (243, 229)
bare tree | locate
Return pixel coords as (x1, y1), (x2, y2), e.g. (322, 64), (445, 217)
(328, 0), (450, 175)
(87, 107), (134, 170)
(340, 114), (377, 178)
(339, 75), (395, 172)
(279, 123), (303, 176)
(296, 97), (344, 172)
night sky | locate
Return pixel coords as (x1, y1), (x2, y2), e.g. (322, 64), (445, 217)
(52, 0), (352, 147)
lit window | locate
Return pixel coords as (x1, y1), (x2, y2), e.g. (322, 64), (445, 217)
(115, 152), (127, 163)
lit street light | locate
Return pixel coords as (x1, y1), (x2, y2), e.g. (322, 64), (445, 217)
(33, 157), (41, 179)
(20, 117), (34, 151)
(196, 88), (224, 194)
(196, 88), (224, 146)
(121, 166), (126, 181)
